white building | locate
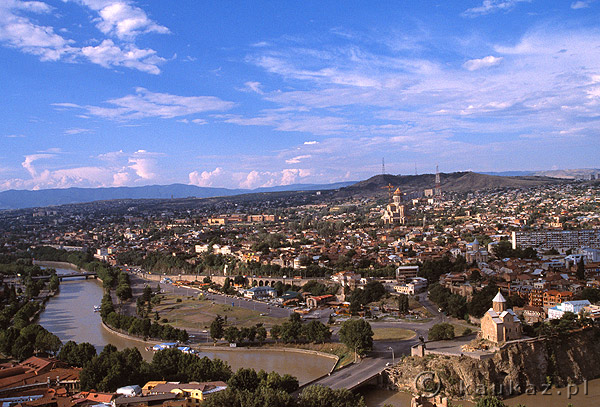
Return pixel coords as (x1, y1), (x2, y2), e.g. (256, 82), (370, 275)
(394, 277), (428, 295)
(547, 300), (591, 320)
(331, 271), (361, 287)
(243, 286), (277, 299)
(195, 244), (210, 253)
(396, 265), (419, 282)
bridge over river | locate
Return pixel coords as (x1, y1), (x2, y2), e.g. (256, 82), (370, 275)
(33, 272), (97, 281)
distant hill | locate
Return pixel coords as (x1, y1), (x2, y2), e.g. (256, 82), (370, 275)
(530, 168), (600, 179)
(0, 181), (356, 210)
(335, 171), (563, 197)
(480, 171), (534, 177)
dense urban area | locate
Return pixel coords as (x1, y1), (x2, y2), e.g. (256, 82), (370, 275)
(1, 173), (600, 407)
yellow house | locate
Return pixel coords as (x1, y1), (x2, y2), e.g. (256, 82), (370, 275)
(148, 382), (228, 406)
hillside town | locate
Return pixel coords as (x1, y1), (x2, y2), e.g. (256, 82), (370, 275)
(0, 177), (600, 406)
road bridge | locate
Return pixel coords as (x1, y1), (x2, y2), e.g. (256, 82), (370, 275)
(32, 272), (97, 281)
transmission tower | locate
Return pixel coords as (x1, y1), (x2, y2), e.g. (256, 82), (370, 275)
(434, 164), (441, 196)
(382, 157), (386, 175)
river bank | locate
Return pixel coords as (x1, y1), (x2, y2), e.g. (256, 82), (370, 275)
(33, 260), (83, 272)
(37, 267), (337, 384)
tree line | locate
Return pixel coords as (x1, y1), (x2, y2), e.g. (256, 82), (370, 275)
(100, 293), (188, 342)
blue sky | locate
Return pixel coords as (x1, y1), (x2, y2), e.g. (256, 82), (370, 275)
(1, 0), (599, 190)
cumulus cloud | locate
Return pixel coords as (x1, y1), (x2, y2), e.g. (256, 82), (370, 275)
(127, 149), (161, 179)
(188, 167), (224, 187)
(73, 0), (169, 40)
(188, 167), (312, 189)
(0, 1), (74, 61)
(0, 1), (169, 73)
(22, 153), (55, 177)
(1, 149), (166, 191)
(54, 87), (235, 120)
(462, 0), (531, 17)
(463, 55), (503, 71)
(81, 39), (165, 74)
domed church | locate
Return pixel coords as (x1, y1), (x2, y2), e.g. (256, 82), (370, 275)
(480, 290), (522, 344)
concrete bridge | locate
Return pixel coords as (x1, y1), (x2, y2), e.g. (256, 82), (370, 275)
(33, 272), (97, 281)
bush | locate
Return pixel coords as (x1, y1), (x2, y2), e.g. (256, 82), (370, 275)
(462, 327), (473, 336)
(428, 323), (455, 341)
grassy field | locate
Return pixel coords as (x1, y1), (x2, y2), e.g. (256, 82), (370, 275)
(372, 327), (416, 341)
(154, 294), (288, 330)
(451, 322), (478, 337)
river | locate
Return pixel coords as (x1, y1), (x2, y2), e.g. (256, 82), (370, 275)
(37, 267), (334, 385)
(38, 267), (600, 406)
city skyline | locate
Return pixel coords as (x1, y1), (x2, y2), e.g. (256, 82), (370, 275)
(1, 0), (600, 191)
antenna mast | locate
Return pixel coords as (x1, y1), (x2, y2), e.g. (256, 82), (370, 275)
(382, 157), (386, 175)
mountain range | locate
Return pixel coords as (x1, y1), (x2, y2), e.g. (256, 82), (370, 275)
(0, 181), (355, 210)
(0, 169), (591, 210)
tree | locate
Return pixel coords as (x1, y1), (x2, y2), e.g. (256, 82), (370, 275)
(397, 294), (409, 314)
(224, 327), (240, 344)
(338, 319), (373, 357)
(476, 395), (507, 407)
(48, 274), (60, 291)
(59, 341), (97, 367)
(256, 326), (267, 343)
(228, 368), (260, 392)
(302, 321), (332, 343)
(210, 315), (225, 342)
(116, 283), (132, 302)
(298, 385), (366, 407)
(100, 293), (115, 319)
(270, 325), (282, 342)
(428, 323), (455, 341)
(142, 285), (153, 302)
(577, 259), (586, 280)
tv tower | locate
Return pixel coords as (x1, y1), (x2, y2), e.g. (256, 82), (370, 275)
(434, 164), (441, 196)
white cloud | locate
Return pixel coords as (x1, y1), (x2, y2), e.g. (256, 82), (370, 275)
(571, 0), (594, 9)
(223, 111), (348, 136)
(304, 141), (318, 145)
(55, 87), (235, 120)
(64, 128), (91, 135)
(462, 0), (531, 17)
(243, 81), (264, 94)
(22, 153), (55, 177)
(0, 1), (169, 73)
(87, 1), (169, 40)
(1, 149), (168, 190)
(81, 39), (165, 74)
(285, 154), (311, 164)
(127, 149), (161, 179)
(463, 55), (503, 71)
(188, 167), (224, 187)
(0, 1), (74, 61)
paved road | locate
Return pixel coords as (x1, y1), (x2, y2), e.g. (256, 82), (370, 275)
(305, 335), (420, 390)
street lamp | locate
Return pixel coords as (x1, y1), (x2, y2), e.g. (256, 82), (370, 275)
(387, 346), (395, 365)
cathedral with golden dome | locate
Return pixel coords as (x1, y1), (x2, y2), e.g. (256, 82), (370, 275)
(382, 188), (406, 225)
